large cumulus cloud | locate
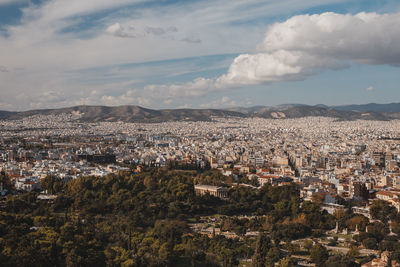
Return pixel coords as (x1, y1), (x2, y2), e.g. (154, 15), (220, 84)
(150, 11), (400, 97)
(222, 12), (400, 86)
(260, 12), (400, 64)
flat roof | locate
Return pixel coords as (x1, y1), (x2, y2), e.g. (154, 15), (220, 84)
(194, 184), (226, 191)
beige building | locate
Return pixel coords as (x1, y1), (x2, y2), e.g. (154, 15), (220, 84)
(194, 185), (228, 198)
(376, 191), (399, 201)
(362, 251), (400, 267)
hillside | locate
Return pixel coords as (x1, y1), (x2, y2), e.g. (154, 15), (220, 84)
(1, 103), (400, 122)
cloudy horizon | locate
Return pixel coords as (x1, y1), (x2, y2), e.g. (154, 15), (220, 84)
(0, 0), (400, 111)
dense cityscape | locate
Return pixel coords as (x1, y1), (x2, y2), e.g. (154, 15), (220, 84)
(3, 114), (400, 194)
(2, 113), (400, 266)
(2, 0), (400, 266)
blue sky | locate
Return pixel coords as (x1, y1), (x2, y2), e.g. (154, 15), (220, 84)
(0, 0), (399, 110)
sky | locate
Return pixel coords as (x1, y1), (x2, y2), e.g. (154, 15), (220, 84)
(0, 0), (399, 111)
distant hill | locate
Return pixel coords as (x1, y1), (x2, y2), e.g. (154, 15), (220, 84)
(0, 105), (245, 123)
(227, 105), (399, 121)
(1, 103), (400, 122)
(332, 103), (400, 113)
(0, 111), (14, 120)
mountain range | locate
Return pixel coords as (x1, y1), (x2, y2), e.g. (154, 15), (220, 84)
(1, 103), (400, 122)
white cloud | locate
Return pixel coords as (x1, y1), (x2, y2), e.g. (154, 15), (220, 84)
(145, 26), (165, 36)
(145, 12), (400, 98)
(106, 23), (136, 38)
(218, 51), (342, 86)
(101, 90), (151, 106)
(258, 12), (400, 65)
(0, 102), (12, 109)
(24, 0), (143, 23)
(0, 0), (26, 6)
(177, 104), (190, 109)
(366, 86), (374, 91)
(143, 77), (229, 99)
(224, 12), (400, 86)
(200, 96), (238, 108)
(0, 0), (352, 72)
(105, 23), (179, 39)
(0, 0), (397, 110)
(182, 36), (202, 44)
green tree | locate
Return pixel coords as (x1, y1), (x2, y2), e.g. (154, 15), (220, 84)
(370, 200), (397, 223)
(266, 247), (281, 266)
(252, 233), (272, 267)
(302, 240), (313, 252)
(278, 257), (295, 267)
(221, 248), (238, 267)
(0, 171), (12, 192)
(40, 175), (62, 194)
(310, 243), (328, 267)
(285, 242), (300, 255)
(325, 255), (357, 267)
(362, 238), (377, 250)
(347, 246), (360, 259)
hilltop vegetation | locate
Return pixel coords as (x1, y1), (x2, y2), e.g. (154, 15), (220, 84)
(2, 169), (400, 266)
(0, 169), (331, 266)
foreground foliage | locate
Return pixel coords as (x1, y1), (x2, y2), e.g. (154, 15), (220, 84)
(0, 169), (339, 266)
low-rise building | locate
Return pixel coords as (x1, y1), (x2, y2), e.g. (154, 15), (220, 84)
(194, 184), (228, 198)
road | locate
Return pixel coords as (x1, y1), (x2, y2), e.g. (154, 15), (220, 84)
(324, 245), (378, 256)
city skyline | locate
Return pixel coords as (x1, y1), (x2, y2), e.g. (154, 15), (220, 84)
(0, 0), (400, 111)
